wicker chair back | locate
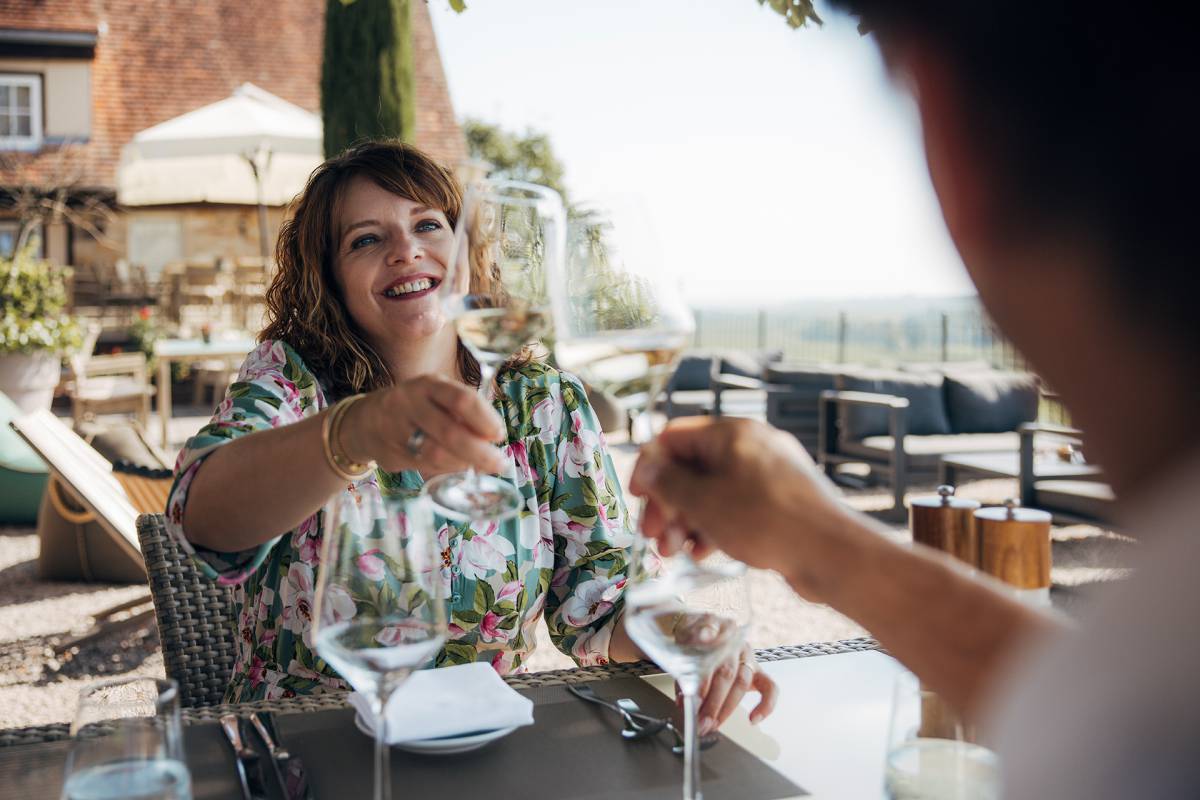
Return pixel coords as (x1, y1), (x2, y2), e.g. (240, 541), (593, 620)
(136, 513), (237, 707)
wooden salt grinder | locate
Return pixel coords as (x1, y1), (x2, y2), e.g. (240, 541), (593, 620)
(975, 499), (1052, 606)
(910, 485), (981, 567)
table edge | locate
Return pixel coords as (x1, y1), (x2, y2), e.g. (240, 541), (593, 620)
(0, 638), (879, 747)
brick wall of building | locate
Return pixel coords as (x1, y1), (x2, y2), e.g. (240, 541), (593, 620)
(0, 0), (466, 190)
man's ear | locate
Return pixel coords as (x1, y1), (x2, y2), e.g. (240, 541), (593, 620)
(890, 43), (995, 271)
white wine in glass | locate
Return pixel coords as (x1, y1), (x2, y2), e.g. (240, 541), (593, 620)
(314, 490), (447, 800)
(425, 180), (564, 522)
(625, 546), (750, 800)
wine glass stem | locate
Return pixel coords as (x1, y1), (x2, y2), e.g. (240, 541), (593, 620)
(466, 361), (499, 488)
(680, 677), (703, 800)
(374, 682), (397, 800)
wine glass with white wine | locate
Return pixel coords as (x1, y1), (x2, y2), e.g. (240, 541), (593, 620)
(550, 197), (694, 442)
(424, 179), (564, 522)
(552, 199), (749, 800)
(313, 490), (447, 800)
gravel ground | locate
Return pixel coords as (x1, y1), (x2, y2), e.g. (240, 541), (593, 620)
(0, 409), (1132, 730)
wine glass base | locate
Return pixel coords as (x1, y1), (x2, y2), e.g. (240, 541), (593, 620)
(424, 473), (523, 523)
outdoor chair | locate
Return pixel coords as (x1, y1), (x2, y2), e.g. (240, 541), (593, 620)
(9, 409), (152, 582)
(661, 350), (778, 421)
(67, 323), (156, 430)
(1018, 422), (1117, 527)
(136, 512), (237, 708)
(819, 367), (1041, 519)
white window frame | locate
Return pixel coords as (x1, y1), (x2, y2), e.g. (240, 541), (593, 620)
(0, 74), (44, 151)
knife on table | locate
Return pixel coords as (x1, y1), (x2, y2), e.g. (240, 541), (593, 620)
(250, 711), (315, 800)
(220, 713), (267, 800)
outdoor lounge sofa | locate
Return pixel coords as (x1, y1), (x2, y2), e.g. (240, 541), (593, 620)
(1018, 422), (1116, 527)
(819, 367), (1041, 518)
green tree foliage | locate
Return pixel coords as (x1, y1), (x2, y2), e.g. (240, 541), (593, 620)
(321, 0), (416, 159)
(463, 118), (570, 205)
(756, 0), (823, 29)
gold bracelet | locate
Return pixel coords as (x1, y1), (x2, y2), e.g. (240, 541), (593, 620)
(321, 395), (373, 481)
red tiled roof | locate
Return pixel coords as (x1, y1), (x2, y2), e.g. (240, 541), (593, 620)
(0, 0), (466, 190)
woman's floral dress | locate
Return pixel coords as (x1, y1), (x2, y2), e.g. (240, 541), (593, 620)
(165, 340), (635, 702)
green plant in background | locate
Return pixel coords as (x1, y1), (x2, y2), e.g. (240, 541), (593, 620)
(321, 0), (416, 158)
(756, 0), (823, 28)
(464, 119), (570, 205)
(128, 305), (160, 366)
(566, 210), (659, 334)
(0, 241), (82, 356)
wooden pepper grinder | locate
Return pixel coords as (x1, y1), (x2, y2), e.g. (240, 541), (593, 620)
(910, 485), (981, 568)
(975, 499), (1052, 607)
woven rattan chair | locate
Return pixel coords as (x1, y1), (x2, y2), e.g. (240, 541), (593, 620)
(136, 513), (237, 707)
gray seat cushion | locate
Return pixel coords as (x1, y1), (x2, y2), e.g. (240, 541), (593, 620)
(1033, 479), (1116, 522)
(763, 365), (840, 389)
(668, 355), (715, 392)
(840, 432), (1021, 470)
(836, 369), (952, 439)
(943, 371), (1039, 433)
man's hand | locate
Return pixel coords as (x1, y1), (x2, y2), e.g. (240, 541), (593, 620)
(630, 416), (858, 602)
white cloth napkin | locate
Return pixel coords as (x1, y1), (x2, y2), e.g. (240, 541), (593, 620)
(348, 662), (535, 743)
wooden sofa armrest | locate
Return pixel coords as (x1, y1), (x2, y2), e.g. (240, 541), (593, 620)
(820, 389), (910, 410)
(1018, 421), (1083, 438)
(714, 373), (763, 391)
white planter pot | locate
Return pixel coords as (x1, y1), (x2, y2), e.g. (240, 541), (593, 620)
(0, 351), (62, 415)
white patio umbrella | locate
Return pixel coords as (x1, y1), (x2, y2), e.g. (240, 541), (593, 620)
(117, 83), (323, 258)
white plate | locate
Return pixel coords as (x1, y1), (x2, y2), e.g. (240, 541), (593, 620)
(353, 712), (518, 755)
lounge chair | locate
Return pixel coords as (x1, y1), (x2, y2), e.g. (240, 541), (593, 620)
(8, 409), (163, 581)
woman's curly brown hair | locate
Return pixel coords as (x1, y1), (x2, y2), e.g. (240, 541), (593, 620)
(261, 140), (527, 400)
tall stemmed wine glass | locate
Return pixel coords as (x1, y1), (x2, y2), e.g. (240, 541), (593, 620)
(550, 198), (693, 442)
(552, 200), (750, 799)
(424, 179), (565, 522)
(313, 490), (447, 800)
(626, 546), (751, 800)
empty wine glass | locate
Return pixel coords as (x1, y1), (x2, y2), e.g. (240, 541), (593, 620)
(62, 677), (191, 800)
(624, 540), (751, 800)
(550, 196), (693, 442)
(313, 489), (447, 800)
(424, 179), (565, 522)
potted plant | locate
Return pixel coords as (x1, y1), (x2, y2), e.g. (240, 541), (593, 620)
(0, 242), (82, 413)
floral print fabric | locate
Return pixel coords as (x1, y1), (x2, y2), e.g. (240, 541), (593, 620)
(165, 340), (634, 702)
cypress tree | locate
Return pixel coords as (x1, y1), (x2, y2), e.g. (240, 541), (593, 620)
(321, 0), (416, 159)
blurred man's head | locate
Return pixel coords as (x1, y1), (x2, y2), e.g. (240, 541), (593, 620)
(830, 1), (1200, 493)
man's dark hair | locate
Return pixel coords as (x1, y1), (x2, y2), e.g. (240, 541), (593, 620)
(829, 1), (1199, 340)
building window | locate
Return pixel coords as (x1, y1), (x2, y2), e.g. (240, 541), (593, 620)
(0, 74), (43, 151)
(0, 221), (18, 257)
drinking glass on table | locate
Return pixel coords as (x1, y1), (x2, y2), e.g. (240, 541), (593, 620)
(62, 677), (191, 800)
(313, 490), (447, 800)
(625, 540), (751, 800)
(885, 671), (1000, 800)
(423, 179), (565, 522)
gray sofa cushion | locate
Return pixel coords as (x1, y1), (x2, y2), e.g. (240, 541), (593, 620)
(840, 432), (1021, 471)
(837, 370), (951, 439)
(763, 365), (840, 389)
(668, 355), (715, 392)
(944, 371), (1039, 434)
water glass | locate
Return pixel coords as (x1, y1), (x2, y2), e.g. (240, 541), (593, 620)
(884, 671), (999, 800)
(62, 677), (191, 800)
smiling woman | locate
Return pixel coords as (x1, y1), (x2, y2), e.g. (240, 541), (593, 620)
(160, 142), (664, 706)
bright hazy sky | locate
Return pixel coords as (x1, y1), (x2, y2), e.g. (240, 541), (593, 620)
(428, 0), (976, 307)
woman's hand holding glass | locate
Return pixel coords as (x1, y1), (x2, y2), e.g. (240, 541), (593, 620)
(689, 642), (778, 734)
(339, 374), (508, 476)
